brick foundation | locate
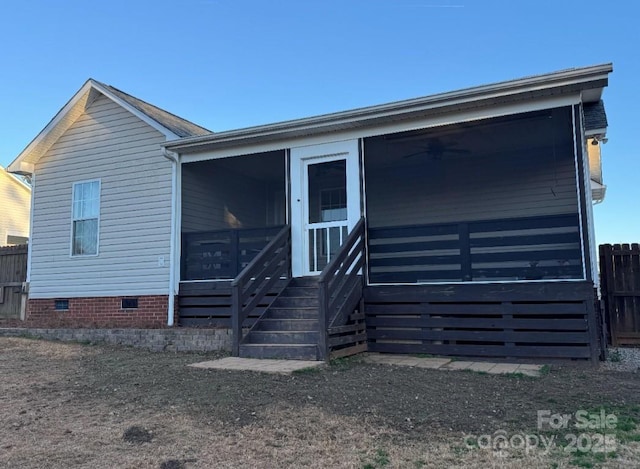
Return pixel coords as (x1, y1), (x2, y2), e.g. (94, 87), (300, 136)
(26, 296), (169, 328)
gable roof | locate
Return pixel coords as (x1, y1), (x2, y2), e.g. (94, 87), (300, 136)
(95, 81), (211, 138)
(8, 79), (211, 174)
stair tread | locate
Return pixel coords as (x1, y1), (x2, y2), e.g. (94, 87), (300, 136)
(275, 296), (318, 299)
(240, 343), (318, 347)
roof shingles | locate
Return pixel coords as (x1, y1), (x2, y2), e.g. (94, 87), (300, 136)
(583, 100), (608, 131)
(96, 81), (212, 138)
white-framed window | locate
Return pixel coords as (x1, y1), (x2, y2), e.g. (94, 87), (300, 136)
(71, 180), (100, 256)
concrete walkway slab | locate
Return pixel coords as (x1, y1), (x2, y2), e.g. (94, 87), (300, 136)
(486, 363), (521, 374)
(364, 353), (544, 377)
(442, 360), (476, 371)
(467, 362), (497, 372)
(189, 357), (324, 374)
(189, 354), (544, 377)
(365, 353), (452, 369)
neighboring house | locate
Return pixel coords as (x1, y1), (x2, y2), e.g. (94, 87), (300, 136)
(0, 166), (31, 246)
(9, 64), (612, 362)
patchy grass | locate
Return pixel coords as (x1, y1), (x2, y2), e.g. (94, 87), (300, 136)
(608, 350), (622, 363)
(1, 337), (639, 468)
(291, 365), (323, 375)
(539, 364), (552, 375)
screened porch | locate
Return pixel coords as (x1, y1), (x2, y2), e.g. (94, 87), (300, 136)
(363, 106), (586, 284)
(180, 150), (286, 281)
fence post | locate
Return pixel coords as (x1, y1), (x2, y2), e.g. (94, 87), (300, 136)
(599, 244), (612, 346)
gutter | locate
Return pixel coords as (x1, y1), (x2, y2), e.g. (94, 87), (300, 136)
(162, 148), (180, 326)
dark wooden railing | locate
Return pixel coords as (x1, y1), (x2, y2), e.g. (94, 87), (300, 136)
(318, 217), (366, 361)
(231, 225), (291, 355)
(182, 226), (284, 281)
(368, 213), (583, 283)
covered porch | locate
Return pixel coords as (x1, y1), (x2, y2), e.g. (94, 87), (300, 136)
(361, 105), (598, 361)
(175, 106), (599, 362)
(178, 150), (288, 326)
(363, 106), (587, 284)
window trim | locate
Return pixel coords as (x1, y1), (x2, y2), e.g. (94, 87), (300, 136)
(70, 179), (101, 257)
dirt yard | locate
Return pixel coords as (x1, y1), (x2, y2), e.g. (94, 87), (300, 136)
(1, 337), (639, 468)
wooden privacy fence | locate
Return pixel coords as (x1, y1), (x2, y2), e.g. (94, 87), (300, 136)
(0, 244), (28, 320)
(600, 244), (640, 346)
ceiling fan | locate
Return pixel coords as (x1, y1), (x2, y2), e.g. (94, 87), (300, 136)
(401, 137), (471, 160)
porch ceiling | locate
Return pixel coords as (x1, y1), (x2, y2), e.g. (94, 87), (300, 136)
(365, 107), (573, 168)
(189, 149), (284, 182)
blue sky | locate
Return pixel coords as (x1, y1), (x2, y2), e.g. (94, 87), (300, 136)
(1, 0), (638, 243)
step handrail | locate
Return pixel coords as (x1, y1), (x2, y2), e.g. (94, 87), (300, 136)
(231, 225), (291, 355)
(317, 217), (366, 360)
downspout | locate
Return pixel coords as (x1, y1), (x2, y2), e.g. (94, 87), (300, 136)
(23, 173), (36, 321)
(163, 148), (180, 326)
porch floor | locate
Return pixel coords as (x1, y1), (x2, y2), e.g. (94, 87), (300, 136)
(187, 354), (545, 377)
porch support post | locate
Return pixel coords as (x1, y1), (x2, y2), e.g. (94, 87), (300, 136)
(574, 104), (599, 363)
(231, 283), (241, 356)
(458, 222), (472, 282)
(318, 280), (329, 361)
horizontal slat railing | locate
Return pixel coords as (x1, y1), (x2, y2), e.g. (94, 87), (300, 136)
(182, 226), (284, 280)
(231, 226), (291, 355)
(368, 213), (583, 283)
(318, 218), (366, 360)
(364, 281), (596, 360)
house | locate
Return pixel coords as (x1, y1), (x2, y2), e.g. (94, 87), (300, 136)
(0, 166), (31, 246)
(8, 79), (210, 326)
(9, 64), (612, 362)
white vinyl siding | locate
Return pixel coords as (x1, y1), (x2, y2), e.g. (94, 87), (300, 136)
(0, 170), (31, 245)
(366, 145), (579, 228)
(29, 95), (172, 298)
(181, 164), (270, 233)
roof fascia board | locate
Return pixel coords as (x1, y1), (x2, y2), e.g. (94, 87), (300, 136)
(585, 127), (607, 137)
(180, 93), (580, 164)
(166, 63), (612, 154)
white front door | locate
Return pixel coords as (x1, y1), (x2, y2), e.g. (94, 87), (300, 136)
(290, 140), (361, 277)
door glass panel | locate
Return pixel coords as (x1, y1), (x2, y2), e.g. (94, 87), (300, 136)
(306, 158), (351, 274)
(329, 226), (341, 260)
(307, 160), (347, 223)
